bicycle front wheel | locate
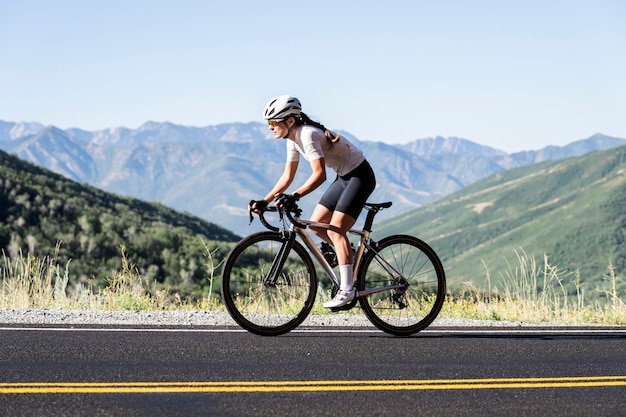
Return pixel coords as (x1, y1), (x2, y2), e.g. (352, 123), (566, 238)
(358, 235), (446, 336)
(221, 231), (317, 336)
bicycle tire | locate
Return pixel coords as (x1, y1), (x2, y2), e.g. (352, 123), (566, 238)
(221, 231), (317, 336)
(358, 235), (446, 336)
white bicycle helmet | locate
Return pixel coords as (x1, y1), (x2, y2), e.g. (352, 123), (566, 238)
(263, 95), (302, 120)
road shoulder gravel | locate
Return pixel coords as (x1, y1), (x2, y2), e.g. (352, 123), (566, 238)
(0, 308), (610, 328)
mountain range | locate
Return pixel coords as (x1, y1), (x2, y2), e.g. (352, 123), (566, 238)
(1, 120), (624, 236)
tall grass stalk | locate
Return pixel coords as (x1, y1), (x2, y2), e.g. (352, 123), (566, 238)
(199, 239), (225, 310)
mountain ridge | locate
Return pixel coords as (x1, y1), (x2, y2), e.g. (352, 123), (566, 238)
(1, 119), (624, 235)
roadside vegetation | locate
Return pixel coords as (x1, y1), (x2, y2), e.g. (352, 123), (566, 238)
(441, 249), (625, 325)
(0, 150), (239, 299)
(0, 245), (224, 312)
(2, 248), (624, 325)
(2, 148), (625, 325)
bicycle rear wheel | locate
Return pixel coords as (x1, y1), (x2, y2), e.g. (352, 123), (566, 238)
(358, 235), (446, 336)
(221, 231), (317, 336)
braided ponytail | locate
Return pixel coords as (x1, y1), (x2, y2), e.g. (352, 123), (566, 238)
(299, 112), (340, 144)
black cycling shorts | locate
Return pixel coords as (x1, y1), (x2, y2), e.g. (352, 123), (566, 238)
(318, 160), (376, 219)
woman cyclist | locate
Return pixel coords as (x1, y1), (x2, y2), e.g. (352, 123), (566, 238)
(250, 95), (376, 308)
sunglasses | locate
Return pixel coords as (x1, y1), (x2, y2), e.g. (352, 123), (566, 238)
(267, 119), (284, 127)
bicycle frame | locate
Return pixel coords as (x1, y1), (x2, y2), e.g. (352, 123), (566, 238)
(271, 215), (409, 300)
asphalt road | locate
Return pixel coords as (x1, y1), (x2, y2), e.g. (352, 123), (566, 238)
(1, 326), (625, 416)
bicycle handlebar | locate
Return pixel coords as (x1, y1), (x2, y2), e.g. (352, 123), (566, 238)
(248, 199), (307, 231)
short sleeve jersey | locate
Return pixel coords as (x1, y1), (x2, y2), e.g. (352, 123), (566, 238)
(286, 126), (365, 176)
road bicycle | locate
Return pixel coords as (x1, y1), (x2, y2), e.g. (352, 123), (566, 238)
(220, 197), (446, 336)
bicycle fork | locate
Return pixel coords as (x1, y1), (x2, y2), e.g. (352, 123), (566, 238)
(264, 228), (341, 288)
(264, 231), (297, 287)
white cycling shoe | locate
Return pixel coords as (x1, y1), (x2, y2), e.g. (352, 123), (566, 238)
(323, 288), (356, 309)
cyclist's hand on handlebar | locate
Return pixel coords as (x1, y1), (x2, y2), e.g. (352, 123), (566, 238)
(275, 193), (300, 211)
(249, 199), (268, 214)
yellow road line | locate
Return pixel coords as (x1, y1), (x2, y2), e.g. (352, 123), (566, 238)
(1, 376), (625, 394)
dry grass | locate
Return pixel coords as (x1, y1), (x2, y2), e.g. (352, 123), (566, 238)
(442, 249), (626, 325)
(2, 247), (625, 325)
(0, 244), (223, 312)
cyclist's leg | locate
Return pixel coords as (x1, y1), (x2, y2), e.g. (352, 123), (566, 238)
(331, 161), (376, 266)
(322, 211), (358, 307)
(309, 203), (333, 243)
(311, 184), (357, 265)
(311, 184), (358, 304)
(326, 211), (357, 266)
(313, 161), (374, 255)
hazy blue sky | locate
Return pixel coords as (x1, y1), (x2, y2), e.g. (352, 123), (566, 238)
(1, 0), (624, 152)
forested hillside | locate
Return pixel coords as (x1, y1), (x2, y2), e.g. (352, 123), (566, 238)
(378, 145), (626, 299)
(0, 150), (240, 297)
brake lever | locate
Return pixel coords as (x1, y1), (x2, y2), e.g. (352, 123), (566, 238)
(248, 200), (255, 225)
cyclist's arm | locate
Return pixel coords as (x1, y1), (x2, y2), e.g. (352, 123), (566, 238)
(292, 157), (326, 198)
(263, 160), (299, 202)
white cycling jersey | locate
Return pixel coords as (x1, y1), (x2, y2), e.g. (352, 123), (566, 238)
(286, 125), (365, 176)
